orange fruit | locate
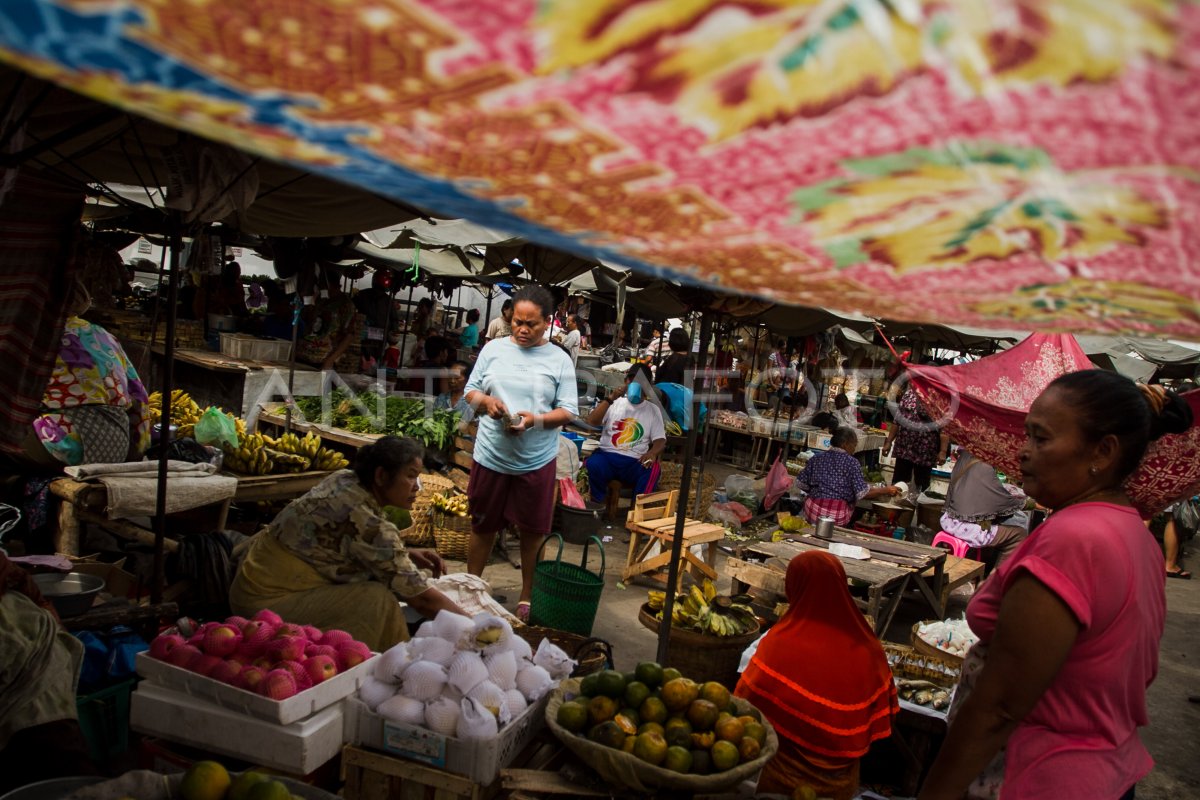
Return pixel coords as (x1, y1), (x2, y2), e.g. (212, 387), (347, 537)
(179, 761), (231, 800)
(245, 781), (290, 800)
(738, 736), (761, 762)
(686, 698), (721, 732)
(637, 721), (665, 737)
(613, 713), (638, 736)
(743, 720), (767, 745)
(715, 716), (746, 745)
(556, 700), (589, 733)
(710, 740), (740, 772)
(639, 696), (668, 724)
(663, 746), (692, 773)
(699, 681), (731, 710)
(227, 771), (269, 800)
(631, 731), (668, 766)
(588, 720), (627, 749)
(587, 695), (619, 726)
(661, 678), (699, 712)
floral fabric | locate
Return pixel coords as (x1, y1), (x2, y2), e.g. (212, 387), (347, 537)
(33, 317), (150, 466)
(891, 387), (940, 467)
(267, 469), (430, 599)
(794, 447), (868, 506)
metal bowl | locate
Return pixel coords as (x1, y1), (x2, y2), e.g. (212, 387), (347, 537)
(32, 572), (105, 618)
(0, 776), (105, 800)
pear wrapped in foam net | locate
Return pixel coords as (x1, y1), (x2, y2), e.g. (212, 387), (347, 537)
(532, 639), (575, 681)
(374, 642), (413, 684)
(400, 660), (447, 702)
(503, 688), (528, 719)
(425, 609), (475, 648)
(424, 696), (461, 736)
(485, 650), (519, 691)
(357, 676), (397, 711)
(456, 697), (499, 740)
(471, 614), (513, 654)
(508, 634), (533, 663)
(516, 663), (554, 702)
(377, 694), (426, 726)
(447, 650), (488, 695)
(410, 636), (456, 667)
(467, 680), (511, 725)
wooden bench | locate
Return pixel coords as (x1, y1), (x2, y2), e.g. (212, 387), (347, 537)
(941, 553), (986, 606)
(622, 490), (724, 589)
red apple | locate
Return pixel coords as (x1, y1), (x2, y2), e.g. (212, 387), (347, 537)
(261, 668), (297, 700)
(149, 633), (186, 661)
(202, 624), (242, 658)
(208, 659), (242, 684)
(277, 659), (313, 691)
(274, 622), (306, 640)
(268, 636), (306, 663)
(302, 655), (338, 685)
(321, 629), (353, 646)
(191, 654), (222, 677)
(253, 609), (283, 627)
(302, 625), (324, 643)
(167, 644), (202, 670)
(225, 615), (249, 628)
(336, 642), (372, 670)
(237, 665), (266, 692)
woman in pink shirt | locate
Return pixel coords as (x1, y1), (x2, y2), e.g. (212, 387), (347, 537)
(919, 371), (1192, 800)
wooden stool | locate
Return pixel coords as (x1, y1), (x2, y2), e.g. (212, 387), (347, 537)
(603, 479), (633, 522)
(622, 490), (725, 589)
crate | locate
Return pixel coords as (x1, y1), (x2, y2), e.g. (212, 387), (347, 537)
(130, 682), (345, 774)
(220, 333), (293, 363)
(135, 650), (374, 725)
(747, 416), (773, 435)
(346, 693), (551, 784)
(343, 745), (502, 800)
(77, 678), (135, 763)
(807, 431), (833, 450)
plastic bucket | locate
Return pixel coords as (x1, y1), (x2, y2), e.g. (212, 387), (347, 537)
(560, 431), (585, 459)
(530, 534), (605, 636)
(556, 500), (604, 545)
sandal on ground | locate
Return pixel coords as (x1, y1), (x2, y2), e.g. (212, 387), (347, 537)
(1166, 569), (1192, 580)
(516, 601), (531, 623)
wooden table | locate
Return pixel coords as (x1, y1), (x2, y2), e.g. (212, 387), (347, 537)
(726, 529), (949, 636)
(256, 406), (383, 450)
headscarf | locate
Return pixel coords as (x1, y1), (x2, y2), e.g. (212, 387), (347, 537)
(943, 451), (1024, 525)
(735, 551), (897, 760)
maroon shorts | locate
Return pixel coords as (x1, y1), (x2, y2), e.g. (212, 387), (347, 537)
(467, 459), (557, 537)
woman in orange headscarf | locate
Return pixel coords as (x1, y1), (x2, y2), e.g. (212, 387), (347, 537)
(735, 551), (897, 799)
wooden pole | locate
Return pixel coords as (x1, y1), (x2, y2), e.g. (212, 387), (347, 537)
(151, 215), (182, 604)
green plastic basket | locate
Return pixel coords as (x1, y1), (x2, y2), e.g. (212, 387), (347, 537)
(76, 678), (134, 763)
(529, 534), (605, 636)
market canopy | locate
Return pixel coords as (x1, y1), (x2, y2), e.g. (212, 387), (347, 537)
(907, 334), (1200, 515)
(3, 2), (1199, 337)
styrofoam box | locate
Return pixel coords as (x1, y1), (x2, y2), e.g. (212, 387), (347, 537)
(808, 431), (833, 450)
(220, 333), (292, 363)
(135, 651), (375, 725)
(346, 693), (550, 784)
(131, 682), (345, 774)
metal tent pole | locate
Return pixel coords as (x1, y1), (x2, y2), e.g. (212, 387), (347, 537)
(151, 216), (182, 605)
(656, 312), (713, 664)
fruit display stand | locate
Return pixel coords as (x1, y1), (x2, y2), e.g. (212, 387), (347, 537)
(543, 678), (779, 795)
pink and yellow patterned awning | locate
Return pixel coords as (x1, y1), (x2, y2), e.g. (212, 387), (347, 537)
(1, 1), (1199, 335)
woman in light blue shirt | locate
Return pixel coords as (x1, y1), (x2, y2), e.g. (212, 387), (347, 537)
(459, 308), (481, 349)
(464, 286), (578, 621)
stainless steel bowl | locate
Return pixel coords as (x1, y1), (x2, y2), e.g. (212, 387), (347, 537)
(32, 571), (105, 617)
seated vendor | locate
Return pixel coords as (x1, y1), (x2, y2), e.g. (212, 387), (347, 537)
(295, 265), (361, 371)
(28, 279), (151, 469)
(229, 436), (468, 650)
(940, 449), (1029, 568)
(794, 426), (900, 527)
(736, 551), (897, 800)
(584, 363), (666, 503)
(434, 360), (474, 421)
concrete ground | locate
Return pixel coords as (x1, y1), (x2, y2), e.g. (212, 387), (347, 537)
(463, 466), (1200, 797)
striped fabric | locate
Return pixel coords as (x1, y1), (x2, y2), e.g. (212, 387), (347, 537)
(803, 496), (854, 527)
(0, 171), (83, 457)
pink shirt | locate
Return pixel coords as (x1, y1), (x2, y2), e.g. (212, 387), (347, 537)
(966, 502), (1165, 800)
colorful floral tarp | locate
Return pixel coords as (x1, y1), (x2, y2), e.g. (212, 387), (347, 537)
(1, 1), (1198, 335)
(908, 334), (1200, 515)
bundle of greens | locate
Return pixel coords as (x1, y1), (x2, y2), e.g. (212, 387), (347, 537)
(292, 390), (461, 450)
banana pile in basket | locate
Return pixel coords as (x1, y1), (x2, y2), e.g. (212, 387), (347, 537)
(431, 492), (470, 517)
(647, 581), (758, 637)
(222, 430), (350, 475)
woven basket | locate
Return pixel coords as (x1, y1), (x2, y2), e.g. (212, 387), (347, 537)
(545, 678), (779, 794)
(656, 462), (717, 516)
(882, 642), (961, 687)
(433, 509), (472, 560)
(403, 473), (456, 547)
(636, 603), (760, 689)
(513, 624), (611, 676)
(910, 622), (966, 667)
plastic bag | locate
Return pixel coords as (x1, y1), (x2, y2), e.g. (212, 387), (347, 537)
(707, 503), (744, 530)
(193, 407), (238, 450)
(558, 477), (587, 510)
(724, 475), (761, 509)
(764, 457), (792, 509)
(1174, 497), (1200, 539)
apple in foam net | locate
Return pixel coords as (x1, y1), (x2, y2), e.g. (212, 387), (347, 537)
(275, 622), (306, 640)
(336, 641), (371, 670)
(269, 636), (306, 663)
(253, 609), (283, 627)
(202, 624), (242, 657)
(208, 659), (242, 685)
(191, 654), (223, 677)
(302, 625), (324, 643)
(149, 633), (186, 661)
(306, 644), (339, 660)
(237, 665), (266, 692)
(277, 660), (313, 691)
(302, 655), (338, 684)
(238, 620), (274, 657)
(167, 644), (202, 670)
(262, 668), (298, 700)
(225, 615), (249, 628)
(321, 629), (353, 647)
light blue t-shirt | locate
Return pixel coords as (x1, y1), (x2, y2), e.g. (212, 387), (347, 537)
(465, 338), (579, 474)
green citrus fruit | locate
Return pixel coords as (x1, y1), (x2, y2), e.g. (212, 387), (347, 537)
(634, 661), (664, 688)
(663, 746), (693, 774)
(710, 740), (740, 772)
(686, 698), (721, 732)
(556, 700), (590, 733)
(579, 673), (600, 697)
(595, 669), (627, 699)
(228, 771), (270, 800)
(246, 779), (291, 800)
(623, 680), (651, 710)
(637, 721), (665, 737)
(661, 667), (683, 684)
(587, 695), (619, 725)
(588, 720), (627, 749)
(631, 731), (668, 766)
(638, 696), (668, 724)
(180, 761), (231, 800)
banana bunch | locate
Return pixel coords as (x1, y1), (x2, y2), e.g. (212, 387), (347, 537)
(222, 432), (275, 475)
(432, 492), (469, 517)
(274, 432), (321, 460)
(664, 420), (684, 437)
(652, 580), (758, 638)
(312, 447), (349, 471)
(147, 389), (201, 428)
(265, 447), (311, 473)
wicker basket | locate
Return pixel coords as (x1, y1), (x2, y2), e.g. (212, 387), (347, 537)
(545, 678), (779, 794)
(910, 622), (966, 667)
(637, 603), (760, 689)
(513, 625), (611, 676)
(433, 509), (472, 560)
(882, 642), (961, 688)
(403, 473), (456, 547)
(656, 462), (717, 516)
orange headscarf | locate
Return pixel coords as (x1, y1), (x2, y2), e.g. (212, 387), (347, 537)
(735, 551), (897, 760)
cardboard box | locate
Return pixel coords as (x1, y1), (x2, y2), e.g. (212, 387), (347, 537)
(346, 693), (550, 784)
(807, 431), (833, 451)
(136, 651), (374, 725)
(73, 562), (143, 602)
(131, 683), (345, 774)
